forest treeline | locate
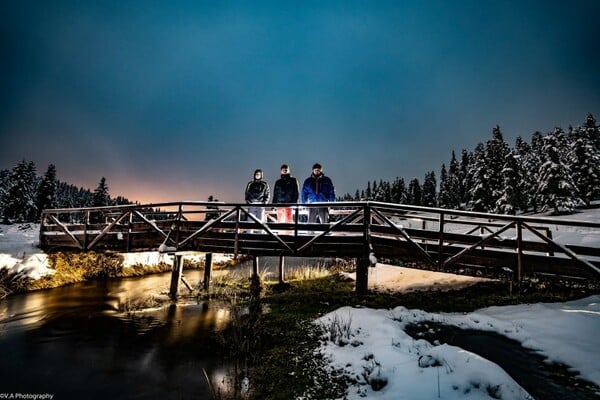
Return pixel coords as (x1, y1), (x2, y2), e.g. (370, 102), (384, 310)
(340, 114), (600, 215)
(2, 114), (598, 223)
(0, 162), (132, 223)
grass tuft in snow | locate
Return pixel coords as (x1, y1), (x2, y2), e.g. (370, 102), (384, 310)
(319, 311), (354, 346)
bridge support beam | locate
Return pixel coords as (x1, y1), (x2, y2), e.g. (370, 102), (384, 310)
(250, 256), (261, 298)
(355, 257), (369, 295)
(278, 256), (285, 284)
(169, 254), (184, 300)
(203, 253), (213, 291)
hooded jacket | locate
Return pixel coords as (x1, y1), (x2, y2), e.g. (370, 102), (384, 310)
(245, 170), (270, 204)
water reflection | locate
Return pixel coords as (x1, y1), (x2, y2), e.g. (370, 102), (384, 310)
(0, 270), (232, 399)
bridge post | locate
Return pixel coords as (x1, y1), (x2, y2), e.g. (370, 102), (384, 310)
(356, 204), (371, 295)
(169, 254), (184, 299)
(203, 253), (213, 291)
(356, 257), (369, 295)
(516, 221), (523, 282)
(438, 212), (445, 269)
(278, 256), (285, 284)
(250, 256), (261, 298)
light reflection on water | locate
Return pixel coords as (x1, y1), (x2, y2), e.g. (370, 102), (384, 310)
(0, 270), (234, 399)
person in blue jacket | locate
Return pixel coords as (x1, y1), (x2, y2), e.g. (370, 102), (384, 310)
(302, 163), (335, 223)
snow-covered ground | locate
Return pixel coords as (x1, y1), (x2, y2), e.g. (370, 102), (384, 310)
(2, 210), (600, 399)
(315, 294), (600, 399)
(0, 223), (53, 280)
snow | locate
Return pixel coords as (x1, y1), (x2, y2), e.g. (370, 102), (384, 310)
(0, 224), (53, 280)
(2, 209), (600, 399)
(315, 294), (600, 399)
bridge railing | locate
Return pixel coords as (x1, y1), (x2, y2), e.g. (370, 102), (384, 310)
(40, 201), (600, 282)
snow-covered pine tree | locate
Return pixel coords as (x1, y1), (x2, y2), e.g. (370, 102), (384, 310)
(88, 178), (109, 224)
(365, 181), (372, 200)
(391, 177), (406, 204)
(535, 129), (581, 214)
(372, 180), (380, 201)
(527, 131), (545, 212)
(407, 178), (422, 205)
(421, 171), (437, 207)
(380, 180), (392, 203)
(93, 177), (110, 207)
(459, 149), (472, 207)
(4, 160), (38, 222)
(35, 164), (57, 219)
(570, 114), (600, 205)
(495, 150), (525, 214)
(467, 143), (493, 211)
(0, 169), (9, 223)
(354, 190), (360, 201)
(486, 125), (510, 207)
(585, 113), (600, 152)
(513, 136), (535, 212)
(438, 163), (450, 207)
(446, 151), (461, 209)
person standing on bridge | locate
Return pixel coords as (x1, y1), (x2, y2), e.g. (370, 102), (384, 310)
(302, 163), (335, 224)
(245, 169), (270, 223)
(272, 164), (299, 224)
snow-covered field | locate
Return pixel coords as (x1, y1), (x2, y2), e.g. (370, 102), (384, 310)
(2, 209), (600, 399)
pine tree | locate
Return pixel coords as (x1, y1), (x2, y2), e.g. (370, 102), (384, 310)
(486, 125), (510, 207)
(514, 136), (535, 212)
(372, 180), (380, 201)
(380, 180), (392, 203)
(458, 149), (471, 206)
(421, 171), (437, 207)
(569, 114), (600, 205)
(495, 150), (525, 214)
(407, 178), (422, 206)
(467, 143), (493, 211)
(0, 169), (10, 223)
(35, 164), (57, 218)
(93, 177), (110, 207)
(535, 130), (580, 214)
(391, 177), (406, 204)
(5, 160), (38, 222)
(365, 181), (372, 200)
(354, 190), (360, 201)
(438, 164), (450, 207)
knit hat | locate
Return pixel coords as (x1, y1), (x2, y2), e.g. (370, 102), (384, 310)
(281, 164), (289, 170)
(312, 163), (322, 170)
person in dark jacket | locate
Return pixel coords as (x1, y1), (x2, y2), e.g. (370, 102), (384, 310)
(245, 169), (270, 222)
(302, 163), (335, 224)
(272, 164), (299, 224)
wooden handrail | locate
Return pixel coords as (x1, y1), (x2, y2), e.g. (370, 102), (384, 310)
(38, 201), (600, 282)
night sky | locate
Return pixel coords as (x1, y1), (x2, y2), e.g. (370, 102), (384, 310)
(1, 1), (599, 203)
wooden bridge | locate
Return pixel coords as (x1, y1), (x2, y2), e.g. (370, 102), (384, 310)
(39, 201), (600, 296)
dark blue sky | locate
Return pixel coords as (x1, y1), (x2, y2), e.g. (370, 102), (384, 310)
(1, 1), (599, 203)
